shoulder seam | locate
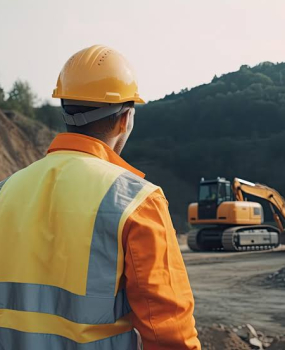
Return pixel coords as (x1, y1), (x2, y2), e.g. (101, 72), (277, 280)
(129, 191), (166, 219)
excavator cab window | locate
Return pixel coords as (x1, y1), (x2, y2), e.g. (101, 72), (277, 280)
(217, 182), (232, 204)
(225, 183), (232, 201)
(199, 181), (231, 203)
(199, 183), (218, 202)
(217, 183), (226, 204)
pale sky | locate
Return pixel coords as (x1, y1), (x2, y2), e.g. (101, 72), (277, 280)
(0, 0), (285, 106)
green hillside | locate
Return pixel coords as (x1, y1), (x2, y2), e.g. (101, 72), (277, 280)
(123, 62), (285, 230)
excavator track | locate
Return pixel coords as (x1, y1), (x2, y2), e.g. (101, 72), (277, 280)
(187, 229), (202, 251)
(188, 227), (224, 251)
(222, 225), (280, 251)
(188, 225), (280, 252)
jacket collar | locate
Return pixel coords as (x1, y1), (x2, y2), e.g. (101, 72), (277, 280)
(47, 133), (145, 179)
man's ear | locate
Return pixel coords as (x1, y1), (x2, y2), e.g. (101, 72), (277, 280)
(119, 110), (130, 134)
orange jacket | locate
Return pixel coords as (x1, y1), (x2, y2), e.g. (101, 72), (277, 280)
(48, 133), (201, 350)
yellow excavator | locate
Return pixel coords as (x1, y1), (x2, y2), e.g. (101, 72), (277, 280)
(188, 177), (285, 251)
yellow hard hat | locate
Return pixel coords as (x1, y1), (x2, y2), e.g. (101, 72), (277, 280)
(52, 45), (144, 104)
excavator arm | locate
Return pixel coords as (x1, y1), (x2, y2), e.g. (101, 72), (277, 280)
(232, 178), (285, 234)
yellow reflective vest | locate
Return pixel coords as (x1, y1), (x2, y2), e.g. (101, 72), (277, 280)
(0, 148), (158, 349)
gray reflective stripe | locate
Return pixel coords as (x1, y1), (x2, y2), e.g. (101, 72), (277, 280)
(87, 171), (147, 296)
(0, 283), (130, 324)
(0, 328), (137, 350)
(0, 176), (11, 192)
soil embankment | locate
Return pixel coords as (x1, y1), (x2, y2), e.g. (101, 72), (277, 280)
(0, 109), (56, 180)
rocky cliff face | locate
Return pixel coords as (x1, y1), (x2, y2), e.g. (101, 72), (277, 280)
(0, 109), (56, 180)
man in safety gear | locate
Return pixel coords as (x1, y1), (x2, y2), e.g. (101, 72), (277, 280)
(0, 45), (200, 350)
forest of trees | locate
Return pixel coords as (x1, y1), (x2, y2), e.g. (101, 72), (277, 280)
(124, 62), (285, 229)
(1, 61), (285, 230)
(0, 81), (63, 131)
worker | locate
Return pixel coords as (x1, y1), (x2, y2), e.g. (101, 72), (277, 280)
(0, 45), (200, 350)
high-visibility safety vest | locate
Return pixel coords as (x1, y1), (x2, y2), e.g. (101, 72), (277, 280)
(0, 149), (158, 349)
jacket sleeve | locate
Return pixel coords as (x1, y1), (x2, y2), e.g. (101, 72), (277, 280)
(123, 190), (201, 350)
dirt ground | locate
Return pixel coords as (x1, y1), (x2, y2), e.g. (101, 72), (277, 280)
(178, 236), (285, 348)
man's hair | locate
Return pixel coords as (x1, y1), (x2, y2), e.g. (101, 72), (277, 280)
(62, 100), (134, 136)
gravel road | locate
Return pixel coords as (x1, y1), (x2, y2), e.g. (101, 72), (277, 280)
(182, 245), (285, 336)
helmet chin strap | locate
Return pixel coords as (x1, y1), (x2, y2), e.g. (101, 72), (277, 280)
(61, 100), (127, 126)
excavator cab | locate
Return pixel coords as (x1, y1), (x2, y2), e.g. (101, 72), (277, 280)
(198, 178), (232, 219)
